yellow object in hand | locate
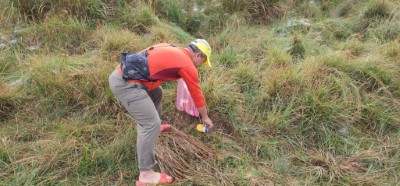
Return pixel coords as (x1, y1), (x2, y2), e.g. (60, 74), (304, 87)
(196, 124), (208, 132)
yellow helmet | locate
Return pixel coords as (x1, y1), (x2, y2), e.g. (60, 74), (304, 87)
(191, 39), (212, 67)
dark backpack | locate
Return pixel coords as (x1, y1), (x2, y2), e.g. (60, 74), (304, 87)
(119, 44), (175, 81)
(120, 51), (151, 81)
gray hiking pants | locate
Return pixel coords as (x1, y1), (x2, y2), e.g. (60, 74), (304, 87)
(108, 70), (163, 171)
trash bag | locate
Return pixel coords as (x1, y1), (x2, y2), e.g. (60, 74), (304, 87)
(176, 78), (199, 117)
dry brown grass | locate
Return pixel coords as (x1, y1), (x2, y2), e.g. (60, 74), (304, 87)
(303, 149), (391, 184)
(155, 127), (216, 181)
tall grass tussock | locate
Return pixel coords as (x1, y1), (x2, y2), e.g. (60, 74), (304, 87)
(0, 0), (399, 185)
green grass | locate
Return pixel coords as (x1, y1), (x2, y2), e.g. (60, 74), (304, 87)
(0, 0), (400, 185)
(5, 0), (109, 22)
(116, 1), (157, 33)
(364, 0), (392, 19)
(17, 16), (91, 53)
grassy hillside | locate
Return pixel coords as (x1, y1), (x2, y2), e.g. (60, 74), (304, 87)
(1, 0), (399, 185)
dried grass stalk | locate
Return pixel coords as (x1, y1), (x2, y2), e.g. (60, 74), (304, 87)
(155, 127), (215, 180)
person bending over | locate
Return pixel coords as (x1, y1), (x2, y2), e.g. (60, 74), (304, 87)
(108, 39), (214, 185)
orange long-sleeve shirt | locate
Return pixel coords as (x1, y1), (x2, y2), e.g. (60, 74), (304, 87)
(116, 43), (206, 108)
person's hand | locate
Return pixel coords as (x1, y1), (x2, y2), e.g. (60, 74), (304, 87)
(202, 117), (214, 129)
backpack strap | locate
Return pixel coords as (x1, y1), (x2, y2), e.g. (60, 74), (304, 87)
(146, 44), (176, 56)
